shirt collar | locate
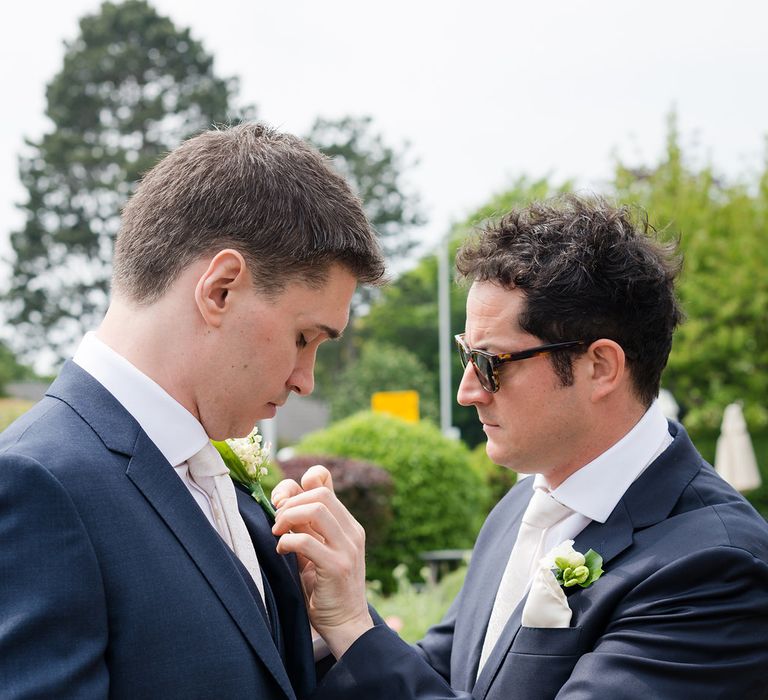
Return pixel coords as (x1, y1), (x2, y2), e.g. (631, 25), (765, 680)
(73, 332), (209, 466)
(533, 400), (671, 523)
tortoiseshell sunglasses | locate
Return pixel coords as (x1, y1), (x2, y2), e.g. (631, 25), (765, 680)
(454, 333), (586, 393)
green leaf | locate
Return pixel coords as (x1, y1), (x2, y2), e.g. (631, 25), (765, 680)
(211, 439), (249, 484)
(581, 549), (604, 587)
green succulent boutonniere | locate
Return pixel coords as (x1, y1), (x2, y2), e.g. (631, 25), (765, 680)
(212, 426), (276, 521)
(549, 540), (604, 589)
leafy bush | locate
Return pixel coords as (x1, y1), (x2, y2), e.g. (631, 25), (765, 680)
(296, 411), (486, 591)
(612, 113), (768, 432)
(367, 564), (468, 642)
(278, 454), (394, 553)
(469, 442), (516, 514)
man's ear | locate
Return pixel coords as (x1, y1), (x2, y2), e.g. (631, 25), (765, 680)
(584, 339), (626, 402)
(194, 249), (248, 328)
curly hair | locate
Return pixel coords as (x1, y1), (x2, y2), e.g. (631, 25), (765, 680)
(455, 194), (684, 406)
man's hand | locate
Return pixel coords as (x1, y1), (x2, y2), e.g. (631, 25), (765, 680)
(272, 466), (374, 658)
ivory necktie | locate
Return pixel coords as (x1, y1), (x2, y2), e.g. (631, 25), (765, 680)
(477, 488), (572, 673)
(187, 441), (266, 603)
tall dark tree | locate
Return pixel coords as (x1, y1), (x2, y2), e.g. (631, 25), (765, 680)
(306, 115), (424, 266)
(6, 0), (254, 361)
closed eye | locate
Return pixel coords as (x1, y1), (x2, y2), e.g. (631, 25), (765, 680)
(297, 333), (308, 349)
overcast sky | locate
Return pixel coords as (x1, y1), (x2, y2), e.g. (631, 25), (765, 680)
(2, 0), (767, 273)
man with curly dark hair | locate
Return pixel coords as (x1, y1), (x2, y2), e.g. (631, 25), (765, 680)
(275, 195), (768, 699)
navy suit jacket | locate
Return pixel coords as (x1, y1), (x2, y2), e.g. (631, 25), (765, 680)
(0, 362), (316, 699)
(312, 422), (768, 699)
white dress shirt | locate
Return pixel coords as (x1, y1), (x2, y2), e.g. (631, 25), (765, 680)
(73, 332), (218, 529)
(534, 400), (673, 553)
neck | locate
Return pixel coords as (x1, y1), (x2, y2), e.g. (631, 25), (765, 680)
(97, 294), (200, 419)
(545, 398), (648, 490)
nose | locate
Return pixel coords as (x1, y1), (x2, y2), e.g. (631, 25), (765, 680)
(457, 361), (491, 406)
(287, 348), (316, 396)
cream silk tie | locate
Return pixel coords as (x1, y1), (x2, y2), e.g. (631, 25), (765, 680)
(477, 488), (572, 673)
(187, 441), (266, 603)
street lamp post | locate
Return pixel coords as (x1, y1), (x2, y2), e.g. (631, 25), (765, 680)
(438, 235), (455, 438)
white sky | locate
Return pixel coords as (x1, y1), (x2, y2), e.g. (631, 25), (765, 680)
(1, 0), (767, 277)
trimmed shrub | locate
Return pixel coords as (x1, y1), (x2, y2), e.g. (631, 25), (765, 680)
(278, 454), (394, 553)
(469, 442), (517, 514)
(296, 411), (486, 591)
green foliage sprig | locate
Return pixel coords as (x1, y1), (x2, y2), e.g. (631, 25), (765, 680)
(213, 427), (276, 521)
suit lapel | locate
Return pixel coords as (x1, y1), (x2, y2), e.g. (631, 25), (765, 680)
(126, 433), (295, 699)
(238, 488), (316, 699)
(48, 363), (295, 700)
(456, 486), (531, 693)
(471, 504), (531, 699)
(572, 421), (702, 566)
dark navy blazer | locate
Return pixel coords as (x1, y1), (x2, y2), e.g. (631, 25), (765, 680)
(312, 421), (768, 699)
(0, 362), (316, 699)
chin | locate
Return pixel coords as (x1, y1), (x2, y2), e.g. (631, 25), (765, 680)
(486, 444), (522, 472)
(485, 444), (507, 468)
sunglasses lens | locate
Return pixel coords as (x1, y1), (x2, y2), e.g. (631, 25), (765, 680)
(473, 355), (496, 392)
(456, 336), (496, 392)
(456, 339), (469, 368)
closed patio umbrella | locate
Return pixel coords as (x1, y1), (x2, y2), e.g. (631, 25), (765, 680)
(714, 403), (762, 492)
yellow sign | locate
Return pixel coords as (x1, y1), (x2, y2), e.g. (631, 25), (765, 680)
(371, 390), (420, 423)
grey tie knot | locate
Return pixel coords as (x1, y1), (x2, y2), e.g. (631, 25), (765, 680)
(522, 488), (572, 530)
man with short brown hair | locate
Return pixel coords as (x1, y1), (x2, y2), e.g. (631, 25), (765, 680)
(0, 122), (384, 699)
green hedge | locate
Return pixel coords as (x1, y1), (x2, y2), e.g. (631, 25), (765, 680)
(296, 411), (487, 591)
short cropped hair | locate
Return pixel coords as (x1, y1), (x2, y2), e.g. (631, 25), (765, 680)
(113, 122), (386, 302)
(455, 194), (683, 406)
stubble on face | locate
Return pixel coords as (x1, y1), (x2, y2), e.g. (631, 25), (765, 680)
(199, 264), (357, 440)
(461, 283), (587, 483)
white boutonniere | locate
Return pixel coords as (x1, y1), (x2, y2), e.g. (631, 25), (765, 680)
(521, 540), (604, 628)
(212, 426), (276, 521)
(546, 540), (604, 589)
